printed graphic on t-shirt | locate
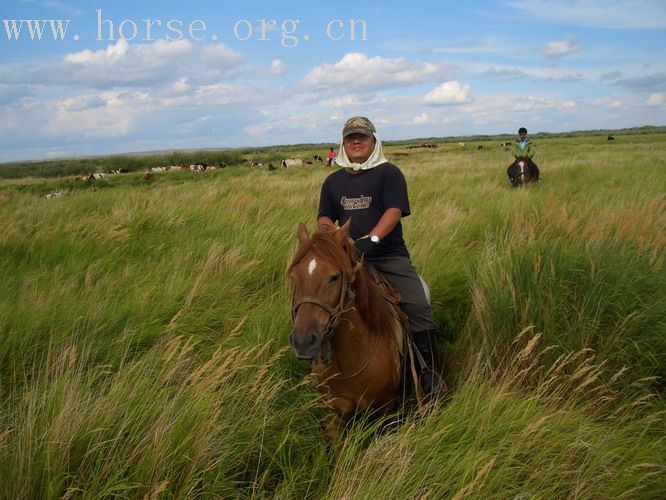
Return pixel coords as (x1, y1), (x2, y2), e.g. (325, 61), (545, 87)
(340, 195), (372, 210)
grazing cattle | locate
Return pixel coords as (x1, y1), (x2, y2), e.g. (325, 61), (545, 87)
(608, 135), (615, 141)
(108, 168), (129, 174)
(477, 145), (484, 150)
(406, 143), (438, 149)
(251, 161), (263, 167)
(501, 142), (512, 151)
(313, 154), (323, 162)
(189, 164), (206, 172)
(392, 152), (410, 157)
(268, 163), (276, 171)
(281, 158), (304, 168)
(458, 142), (467, 149)
(87, 173), (106, 181)
(150, 166), (167, 173)
(143, 172), (154, 181)
(218, 162), (227, 168)
(44, 191), (64, 199)
(305, 161), (313, 165)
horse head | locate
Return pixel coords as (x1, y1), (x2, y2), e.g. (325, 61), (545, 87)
(288, 221), (357, 361)
(513, 156), (533, 187)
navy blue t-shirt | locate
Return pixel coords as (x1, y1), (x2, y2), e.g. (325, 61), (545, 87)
(318, 162), (411, 259)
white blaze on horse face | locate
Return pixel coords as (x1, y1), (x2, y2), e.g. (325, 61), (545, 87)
(308, 258), (318, 276)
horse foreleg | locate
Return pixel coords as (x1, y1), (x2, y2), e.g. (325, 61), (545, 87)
(322, 396), (355, 449)
(323, 413), (346, 449)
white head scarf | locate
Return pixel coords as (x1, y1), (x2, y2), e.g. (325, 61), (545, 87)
(334, 135), (388, 172)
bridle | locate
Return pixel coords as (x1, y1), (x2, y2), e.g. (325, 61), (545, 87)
(291, 260), (360, 338)
(292, 259), (375, 374)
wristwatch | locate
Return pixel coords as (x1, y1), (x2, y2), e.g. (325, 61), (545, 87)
(370, 234), (380, 244)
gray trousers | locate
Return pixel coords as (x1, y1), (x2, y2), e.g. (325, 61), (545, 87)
(367, 255), (435, 334)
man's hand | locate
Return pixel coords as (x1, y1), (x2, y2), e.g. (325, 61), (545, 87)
(354, 236), (377, 257)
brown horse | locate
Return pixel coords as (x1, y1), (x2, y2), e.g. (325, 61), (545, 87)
(288, 221), (409, 443)
(508, 156), (538, 187)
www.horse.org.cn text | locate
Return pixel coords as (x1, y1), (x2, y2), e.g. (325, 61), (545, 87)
(1, 10), (368, 47)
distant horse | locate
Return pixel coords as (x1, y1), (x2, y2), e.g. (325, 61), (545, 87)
(507, 156), (538, 187)
(288, 221), (411, 443)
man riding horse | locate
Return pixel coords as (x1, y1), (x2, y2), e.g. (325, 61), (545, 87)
(507, 127), (540, 186)
(317, 116), (442, 399)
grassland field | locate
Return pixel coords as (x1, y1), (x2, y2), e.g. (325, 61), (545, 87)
(0, 129), (664, 498)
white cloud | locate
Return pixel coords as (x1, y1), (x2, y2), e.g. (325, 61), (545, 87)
(596, 97), (624, 108)
(512, 96), (577, 111)
(505, 0), (666, 29)
(43, 90), (141, 139)
(424, 81), (471, 105)
(544, 36), (582, 58)
(302, 52), (452, 91)
(193, 84), (255, 105)
(270, 59), (286, 76)
(321, 96), (362, 108)
(411, 112), (430, 124)
(0, 38), (263, 155)
(65, 38), (133, 64)
(0, 39), (245, 89)
(54, 94), (106, 112)
(647, 93), (664, 106)
(162, 78), (191, 97)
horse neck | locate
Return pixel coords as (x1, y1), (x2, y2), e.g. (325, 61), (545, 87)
(325, 299), (384, 376)
(346, 264), (400, 338)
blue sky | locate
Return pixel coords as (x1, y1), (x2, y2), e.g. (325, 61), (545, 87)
(1, 0), (665, 161)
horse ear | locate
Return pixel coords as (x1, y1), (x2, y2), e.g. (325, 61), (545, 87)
(297, 222), (310, 244)
(335, 219), (351, 243)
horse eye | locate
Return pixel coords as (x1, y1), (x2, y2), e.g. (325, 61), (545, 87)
(328, 274), (340, 284)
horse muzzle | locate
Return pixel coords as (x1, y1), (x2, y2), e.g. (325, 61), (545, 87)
(289, 327), (323, 361)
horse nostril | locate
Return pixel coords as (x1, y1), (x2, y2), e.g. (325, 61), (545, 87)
(308, 333), (318, 347)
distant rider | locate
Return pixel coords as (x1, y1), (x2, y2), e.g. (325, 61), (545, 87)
(507, 127), (540, 184)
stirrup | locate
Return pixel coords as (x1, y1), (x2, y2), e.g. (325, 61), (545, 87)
(420, 370), (443, 400)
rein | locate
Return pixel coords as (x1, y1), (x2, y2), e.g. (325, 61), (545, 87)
(291, 261), (359, 336)
(292, 259), (378, 376)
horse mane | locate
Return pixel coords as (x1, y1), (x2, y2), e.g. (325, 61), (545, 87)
(288, 229), (399, 338)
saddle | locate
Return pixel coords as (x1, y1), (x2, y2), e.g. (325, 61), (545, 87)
(363, 262), (428, 403)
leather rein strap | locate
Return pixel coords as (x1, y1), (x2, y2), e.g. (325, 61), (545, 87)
(291, 264), (358, 337)
(291, 264), (381, 381)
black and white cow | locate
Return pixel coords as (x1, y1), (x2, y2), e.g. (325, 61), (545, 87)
(281, 158), (304, 168)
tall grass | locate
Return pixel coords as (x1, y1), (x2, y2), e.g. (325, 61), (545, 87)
(1, 132), (664, 497)
(328, 333), (664, 499)
(1, 335), (330, 498)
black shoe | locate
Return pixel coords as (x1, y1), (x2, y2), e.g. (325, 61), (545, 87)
(420, 369), (443, 400)
(413, 330), (443, 400)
